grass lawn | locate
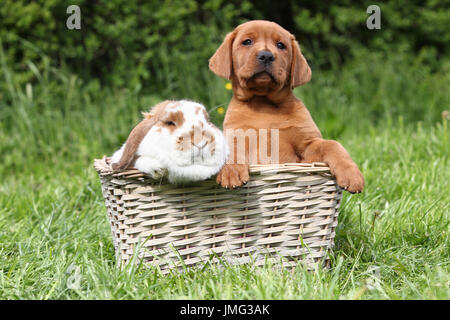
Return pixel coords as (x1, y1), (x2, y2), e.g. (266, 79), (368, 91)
(0, 52), (448, 299)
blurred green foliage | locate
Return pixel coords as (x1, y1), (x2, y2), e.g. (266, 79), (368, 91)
(1, 0), (449, 99)
(0, 0), (253, 92)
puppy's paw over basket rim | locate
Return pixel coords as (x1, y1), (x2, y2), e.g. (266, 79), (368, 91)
(94, 157), (342, 273)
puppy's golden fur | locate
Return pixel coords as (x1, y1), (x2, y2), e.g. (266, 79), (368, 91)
(209, 20), (364, 193)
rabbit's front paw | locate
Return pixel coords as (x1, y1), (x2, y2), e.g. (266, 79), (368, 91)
(134, 157), (166, 179)
(148, 167), (167, 180)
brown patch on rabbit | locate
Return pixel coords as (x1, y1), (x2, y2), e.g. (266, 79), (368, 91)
(112, 100), (172, 171)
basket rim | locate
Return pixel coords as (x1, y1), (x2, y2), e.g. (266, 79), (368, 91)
(93, 156), (331, 180)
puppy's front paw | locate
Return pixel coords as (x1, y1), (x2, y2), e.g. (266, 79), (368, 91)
(333, 164), (365, 193)
(216, 164), (249, 189)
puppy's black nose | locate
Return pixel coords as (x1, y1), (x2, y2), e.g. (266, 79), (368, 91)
(257, 51), (274, 65)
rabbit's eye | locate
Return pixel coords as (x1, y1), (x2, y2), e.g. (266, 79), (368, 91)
(164, 121), (176, 126)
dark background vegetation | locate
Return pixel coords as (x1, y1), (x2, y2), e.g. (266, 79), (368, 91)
(1, 0), (449, 94)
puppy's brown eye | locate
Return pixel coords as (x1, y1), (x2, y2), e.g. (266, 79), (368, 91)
(164, 121), (176, 126)
(276, 42), (286, 50)
(242, 39), (252, 46)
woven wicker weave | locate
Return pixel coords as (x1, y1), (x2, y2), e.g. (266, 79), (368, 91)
(94, 157), (342, 273)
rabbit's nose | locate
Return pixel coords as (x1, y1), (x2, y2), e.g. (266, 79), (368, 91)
(192, 141), (207, 149)
(190, 126), (206, 145)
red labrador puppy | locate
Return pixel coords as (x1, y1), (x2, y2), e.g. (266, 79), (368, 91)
(209, 20), (364, 193)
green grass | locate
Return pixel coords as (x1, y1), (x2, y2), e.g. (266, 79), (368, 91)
(0, 51), (449, 299)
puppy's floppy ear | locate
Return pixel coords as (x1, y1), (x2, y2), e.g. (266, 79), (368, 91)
(290, 37), (311, 88)
(209, 31), (235, 80)
(111, 101), (170, 171)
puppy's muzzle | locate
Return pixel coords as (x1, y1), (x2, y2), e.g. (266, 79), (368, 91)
(257, 50), (274, 66)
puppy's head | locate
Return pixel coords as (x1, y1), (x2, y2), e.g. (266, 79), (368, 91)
(209, 20), (311, 96)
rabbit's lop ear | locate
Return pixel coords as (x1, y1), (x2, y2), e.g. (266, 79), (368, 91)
(111, 100), (171, 171)
(111, 118), (156, 171)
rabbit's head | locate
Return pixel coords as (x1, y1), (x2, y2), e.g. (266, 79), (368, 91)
(112, 100), (228, 183)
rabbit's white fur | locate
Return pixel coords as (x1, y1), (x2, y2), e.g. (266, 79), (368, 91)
(111, 100), (228, 183)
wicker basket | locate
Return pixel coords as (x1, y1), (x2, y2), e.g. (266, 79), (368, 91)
(94, 157), (342, 273)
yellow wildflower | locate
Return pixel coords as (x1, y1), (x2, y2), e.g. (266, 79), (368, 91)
(217, 107), (225, 115)
(225, 82), (232, 90)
